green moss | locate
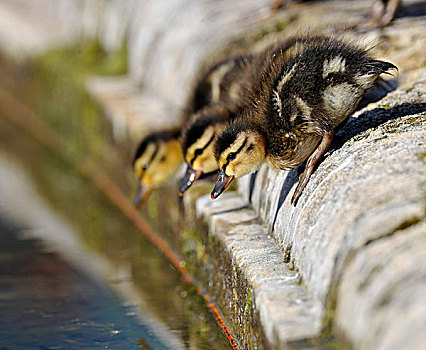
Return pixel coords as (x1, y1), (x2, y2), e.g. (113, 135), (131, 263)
(417, 152), (426, 163)
(182, 228), (207, 270)
(146, 191), (159, 220)
(34, 40), (127, 79)
(284, 243), (292, 263)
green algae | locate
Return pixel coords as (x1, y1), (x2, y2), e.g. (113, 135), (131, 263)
(417, 152), (426, 163)
(185, 212), (268, 349)
(284, 242), (293, 263)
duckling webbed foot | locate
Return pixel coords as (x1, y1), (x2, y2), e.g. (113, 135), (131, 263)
(291, 130), (334, 205)
(371, 0), (400, 27)
(270, 0), (286, 11)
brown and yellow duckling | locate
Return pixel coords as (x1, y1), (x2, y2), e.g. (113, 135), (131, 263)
(178, 54), (254, 195)
(133, 130), (182, 208)
(185, 54), (253, 116)
(211, 35), (397, 204)
(178, 104), (235, 195)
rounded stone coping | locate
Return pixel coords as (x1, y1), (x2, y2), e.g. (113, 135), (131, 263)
(196, 192), (323, 345)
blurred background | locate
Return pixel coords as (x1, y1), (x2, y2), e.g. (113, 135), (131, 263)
(0, 1), (274, 348)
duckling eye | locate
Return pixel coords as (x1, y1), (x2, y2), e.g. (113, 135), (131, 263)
(194, 148), (203, 157)
(142, 163), (149, 170)
(227, 152), (237, 161)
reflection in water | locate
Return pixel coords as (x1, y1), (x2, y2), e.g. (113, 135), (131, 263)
(0, 218), (171, 349)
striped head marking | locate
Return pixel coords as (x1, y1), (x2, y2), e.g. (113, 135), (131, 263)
(184, 123), (228, 173)
(133, 131), (182, 206)
(215, 122), (266, 178)
(134, 138), (182, 187)
(182, 108), (232, 173)
(322, 55), (346, 79)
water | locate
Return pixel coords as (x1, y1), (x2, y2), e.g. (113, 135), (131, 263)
(0, 218), (171, 350)
(0, 50), (232, 349)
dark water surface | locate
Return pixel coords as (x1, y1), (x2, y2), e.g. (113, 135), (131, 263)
(0, 218), (172, 350)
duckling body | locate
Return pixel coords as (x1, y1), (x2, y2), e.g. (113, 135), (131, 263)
(179, 54), (254, 194)
(186, 55), (253, 116)
(213, 36), (397, 204)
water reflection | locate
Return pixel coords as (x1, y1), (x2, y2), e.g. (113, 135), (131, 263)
(0, 218), (169, 349)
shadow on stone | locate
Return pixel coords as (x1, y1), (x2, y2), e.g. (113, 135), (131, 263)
(248, 171), (258, 203)
(272, 167), (300, 231)
(332, 102), (426, 150)
(210, 205), (250, 216)
(355, 78), (398, 111)
(271, 102), (425, 228)
(396, 1), (426, 19)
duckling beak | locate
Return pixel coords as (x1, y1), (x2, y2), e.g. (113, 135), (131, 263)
(134, 183), (153, 209)
(178, 165), (203, 196)
(211, 170), (234, 199)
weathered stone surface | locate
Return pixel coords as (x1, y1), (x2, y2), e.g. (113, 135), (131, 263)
(86, 75), (178, 142)
(0, 0), (78, 59)
(236, 8), (426, 347)
(197, 194), (322, 346)
(86, 1), (425, 348)
(335, 220), (426, 350)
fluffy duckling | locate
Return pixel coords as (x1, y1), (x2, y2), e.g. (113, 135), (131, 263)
(178, 55), (253, 195)
(178, 104), (235, 195)
(212, 36), (397, 204)
(133, 130), (182, 208)
(132, 54), (251, 205)
(185, 54), (253, 116)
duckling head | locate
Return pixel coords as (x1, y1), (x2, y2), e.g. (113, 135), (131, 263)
(179, 107), (231, 195)
(211, 121), (266, 199)
(133, 131), (182, 207)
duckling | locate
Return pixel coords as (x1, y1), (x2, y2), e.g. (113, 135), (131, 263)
(185, 54), (253, 116)
(178, 104), (235, 195)
(132, 54), (252, 205)
(211, 35), (397, 204)
(133, 130), (182, 208)
(178, 54), (254, 195)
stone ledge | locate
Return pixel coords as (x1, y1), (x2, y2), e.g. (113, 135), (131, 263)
(86, 75), (181, 144)
(196, 192), (322, 346)
(335, 220), (426, 350)
(85, 22), (425, 350)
